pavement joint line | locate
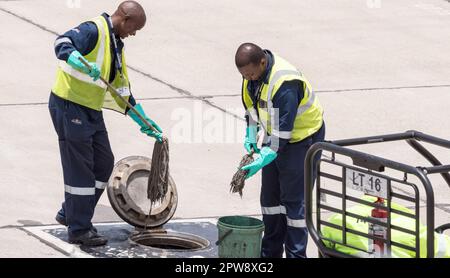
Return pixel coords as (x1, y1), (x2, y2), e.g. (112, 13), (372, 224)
(315, 84), (450, 94)
(3, 81), (450, 107)
(407, 203), (450, 209)
(0, 6), (59, 36)
(0, 224), (24, 229)
(0, 220), (121, 229)
(0, 6), (243, 121)
(0, 94), (237, 107)
(0, 215), (261, 230)
(127, 65), (244, 121)
(171, 214), (262, 221)
(4, 7), (450, 120)
(0, 102), (49, 107)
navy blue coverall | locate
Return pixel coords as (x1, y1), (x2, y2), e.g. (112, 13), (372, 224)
(247, 50), (325, 258)
(49, 13), (135, 237)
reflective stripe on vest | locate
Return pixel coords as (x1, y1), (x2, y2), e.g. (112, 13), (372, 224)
(242, 54), (323, 143)
(58, 20), (107, 87)
(102, 51), (131, 113)
(59, 63), (107, 88)
(271, 129), (292, 140)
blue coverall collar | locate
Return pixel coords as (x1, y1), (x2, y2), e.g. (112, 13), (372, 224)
(102, 13), (113, 33)
(259, 50), (274, 85)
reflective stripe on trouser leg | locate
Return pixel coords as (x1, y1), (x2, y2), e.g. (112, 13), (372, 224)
(283, 202), (308, 258)
(60, 137), (96, 237)
(93, 128), (114, 206)
(260, 160), (286, 258)
(276, 138), (311, 258)
(94, 180), (108, 206)
(49, 94), (99, 237)
(58, 180), (106, 219)
(277, 124), (326, 258)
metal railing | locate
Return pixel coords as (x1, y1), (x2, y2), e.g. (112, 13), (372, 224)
(304, 130), (450, 258)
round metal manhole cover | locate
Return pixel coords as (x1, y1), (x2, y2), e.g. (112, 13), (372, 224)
(107, 156), (178, 228)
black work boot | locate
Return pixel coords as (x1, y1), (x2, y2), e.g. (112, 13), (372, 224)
(55, 212), (67, 226)
(68, 230), (108, 246)
(55, 212), (97, 233)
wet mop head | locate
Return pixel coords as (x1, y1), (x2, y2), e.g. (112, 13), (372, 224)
(147, 137), (170, 203)
(230, 153), (254, 197)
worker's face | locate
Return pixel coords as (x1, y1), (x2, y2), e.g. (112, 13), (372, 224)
(117, 17), (146, 39)
(238, 58), (266, 81)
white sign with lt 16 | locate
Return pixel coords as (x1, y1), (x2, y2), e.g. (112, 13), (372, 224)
(345, 168), (388, 199)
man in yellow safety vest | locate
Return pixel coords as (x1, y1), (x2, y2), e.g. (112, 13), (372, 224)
(236, 43), (325, 257)
(49, 1), (161, 246)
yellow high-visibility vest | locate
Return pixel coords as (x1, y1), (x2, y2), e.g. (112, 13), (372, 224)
(241, 54), (323, 143)
(52, 16), (130, 114)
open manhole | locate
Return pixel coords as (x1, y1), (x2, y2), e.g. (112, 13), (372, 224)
(108, 156), (211, 254)
(130, 231), (210, 251)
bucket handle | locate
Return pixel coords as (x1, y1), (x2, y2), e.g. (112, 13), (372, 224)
(215, 229), (233, 246)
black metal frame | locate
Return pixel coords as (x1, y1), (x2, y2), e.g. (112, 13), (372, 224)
(304, 130), (450, 258)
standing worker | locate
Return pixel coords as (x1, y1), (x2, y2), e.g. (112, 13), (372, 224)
(49, 1), (162, 246)
(236, 43), (325, 258)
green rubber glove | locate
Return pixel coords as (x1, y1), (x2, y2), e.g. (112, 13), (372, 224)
(67, 50), (101, 81)
(244, 125), (260, 154)
(128, 103), (163, 142)
(241, 147), (277, 179)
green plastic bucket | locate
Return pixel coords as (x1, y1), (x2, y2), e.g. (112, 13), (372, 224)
(216, 215), (264, 258)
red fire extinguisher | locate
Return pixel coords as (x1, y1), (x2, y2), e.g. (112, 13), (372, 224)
(369, 197), (388, 257)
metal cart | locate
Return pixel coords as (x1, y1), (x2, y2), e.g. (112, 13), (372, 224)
(304, 130), (450, 258)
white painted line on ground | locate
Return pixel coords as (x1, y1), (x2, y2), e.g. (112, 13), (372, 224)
(22, 225), (93, 258)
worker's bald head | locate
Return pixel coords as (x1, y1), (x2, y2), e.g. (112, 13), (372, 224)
(112, 1), (147, 39)
(235, 43), (267, 81)
(235, 43), (265, 68)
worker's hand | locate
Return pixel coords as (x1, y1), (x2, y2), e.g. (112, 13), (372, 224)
(140, 117), (163, 142)
(128, 103), (163, 142)
(67, 50), (101, 81)
(241, 147), (277, 179)
(244, 125), (260, 154)
(87, 64), (101, 81)
(140, 126), (163, 142)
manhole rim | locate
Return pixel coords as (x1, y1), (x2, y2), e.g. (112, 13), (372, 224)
(129, 231), (211, 252)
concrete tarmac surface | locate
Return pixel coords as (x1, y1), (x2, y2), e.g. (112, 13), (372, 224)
(0, 0), (450, 257)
